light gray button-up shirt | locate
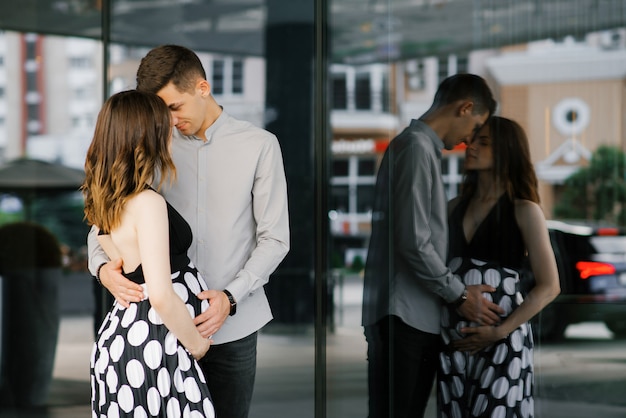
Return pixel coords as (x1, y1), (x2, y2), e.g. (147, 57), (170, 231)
(362, 119), (464, 334)
(89, 110), (290, 344)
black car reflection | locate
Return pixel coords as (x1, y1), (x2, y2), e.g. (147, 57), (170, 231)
(532, 220), (626, 341)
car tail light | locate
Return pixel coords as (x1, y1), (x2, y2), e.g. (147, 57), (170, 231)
(576, 261), (616, 279)
(597, 227), (619, 236)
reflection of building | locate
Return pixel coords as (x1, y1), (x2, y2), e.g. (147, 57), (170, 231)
(109, 46), (267, 128)
(0, 38), (267, 168)
(329, 63), (397, 259)
(486, 29), (626, 215)
(0, 33), (103, 167)
(328, 28), (626, 266)
(328, 56), (472, 266)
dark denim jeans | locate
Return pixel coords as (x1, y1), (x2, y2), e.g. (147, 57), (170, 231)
(365, 315), (441, 418)
(199, 332), (258, 418)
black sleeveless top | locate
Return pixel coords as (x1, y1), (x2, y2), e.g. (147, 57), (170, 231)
(99, 200), (193, 285)
(448, 194), (526, 270)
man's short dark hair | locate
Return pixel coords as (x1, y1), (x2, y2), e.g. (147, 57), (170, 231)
(432, 73), (497, 117)
(136, 45), (206, 94)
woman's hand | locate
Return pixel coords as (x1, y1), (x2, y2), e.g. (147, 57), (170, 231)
(452, 325), (507, 354)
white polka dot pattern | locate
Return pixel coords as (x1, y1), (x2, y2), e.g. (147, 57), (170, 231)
(143, 340), (163, 370)
(121, 304), (137, 328)
(127, 321), (149, 347)
(90, 256), (214, 417)
(109, 335), (125, 362)
(126, 359), (145, 388)
(439, 258), (535, 418)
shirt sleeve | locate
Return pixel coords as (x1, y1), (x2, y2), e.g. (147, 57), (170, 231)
(226, 136), (290, 303)
(393, 140), (465, 303)
(87, 224), (110, 277)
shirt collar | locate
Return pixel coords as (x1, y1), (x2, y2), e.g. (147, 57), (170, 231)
(201, 107), (228, 145)
(410, 119), (444, 158)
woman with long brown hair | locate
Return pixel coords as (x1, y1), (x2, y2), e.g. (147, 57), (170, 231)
(438, 116), (560, 417)
(82, 90), (214, 417)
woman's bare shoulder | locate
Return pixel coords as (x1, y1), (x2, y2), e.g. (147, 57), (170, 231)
(513, 199), (546, 227)
(125, 189), (166, 213)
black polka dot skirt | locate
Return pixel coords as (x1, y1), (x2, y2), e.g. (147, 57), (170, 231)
(90, 262), (215, 417)
(438, 257), (534, 418)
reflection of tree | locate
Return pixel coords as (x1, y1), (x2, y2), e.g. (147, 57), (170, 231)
(0, 221), (62, 407)
(0, 191), (90, 271)
(0, 221), (62, 270)
(32, 191), (89, 253)
(554, 145), (626, 226)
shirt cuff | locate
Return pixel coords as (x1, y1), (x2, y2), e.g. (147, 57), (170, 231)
(226, 269), (260, 303)
(441, 273), (466, 304)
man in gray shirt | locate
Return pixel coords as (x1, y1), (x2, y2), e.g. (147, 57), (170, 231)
(362, 74), (502, 418)
(88, 45), (290, 418)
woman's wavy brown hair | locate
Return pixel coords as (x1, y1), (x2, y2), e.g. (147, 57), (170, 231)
(461, 115), (540, 203)
(82, 90), (176, 232)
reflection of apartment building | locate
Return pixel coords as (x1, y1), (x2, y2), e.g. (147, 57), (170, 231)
(0, 33), (103, 167)
(0, 36), (266, 168)
(109, 46), (266, 129)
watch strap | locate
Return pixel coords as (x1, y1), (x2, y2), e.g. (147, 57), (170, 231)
(454, 287), (468, 308)
(223, 289), (237, 316)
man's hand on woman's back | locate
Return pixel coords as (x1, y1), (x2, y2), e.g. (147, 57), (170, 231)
(100, 258), (145, 308)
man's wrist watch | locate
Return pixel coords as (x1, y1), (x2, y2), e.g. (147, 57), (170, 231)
(223, 289), (237, 316)
(453, 287), (468, 308)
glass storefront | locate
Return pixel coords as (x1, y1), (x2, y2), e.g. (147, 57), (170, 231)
(0, 1), (625, 417)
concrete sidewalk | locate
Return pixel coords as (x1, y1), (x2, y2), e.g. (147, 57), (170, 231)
(2, 315), (626, 418)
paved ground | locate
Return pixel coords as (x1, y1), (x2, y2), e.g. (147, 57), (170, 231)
(2, 274), (626, 417)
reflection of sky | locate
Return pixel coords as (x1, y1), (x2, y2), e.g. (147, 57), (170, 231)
(0, 194), (23, 213)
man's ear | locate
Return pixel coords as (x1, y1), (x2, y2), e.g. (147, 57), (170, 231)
(458, 100), (474, 116)
(196, 79), (211, 97)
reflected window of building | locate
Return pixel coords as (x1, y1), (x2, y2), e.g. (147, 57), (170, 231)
(356, 184), (374, 213)
(211, 57), (245, 97)
(69, 56), (91, 68)
(330, 155), (376, 240)
(332, 158), (349, 177)
(331, 64), (390, 112)
(357, 158), (376, 176)
(405, 59), (425, 91)
(212, 58), (224, 95)
(354, 72), (371, 110)
(442, 152), (464, 199)
(332, 72), (348, 109)
(437, 53), (468, 83)
(232, 59), (244, 94)
(330, 184), (349, 213)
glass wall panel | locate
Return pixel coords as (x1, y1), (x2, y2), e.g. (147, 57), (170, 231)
(0, 30), (101, 412)
(326, 1), (626, 418)
(0, 1), (626, 417)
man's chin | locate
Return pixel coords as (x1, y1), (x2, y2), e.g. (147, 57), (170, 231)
(176, 126), (190, 135)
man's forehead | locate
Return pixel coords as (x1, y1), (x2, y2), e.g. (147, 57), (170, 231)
(156, 87), (184, 106)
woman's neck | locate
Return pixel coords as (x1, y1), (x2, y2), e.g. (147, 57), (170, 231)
(474, 173), (504, 201)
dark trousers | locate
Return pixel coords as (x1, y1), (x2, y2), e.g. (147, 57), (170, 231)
(199, 332), (258, 418)
(365, 315), (441, 418)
